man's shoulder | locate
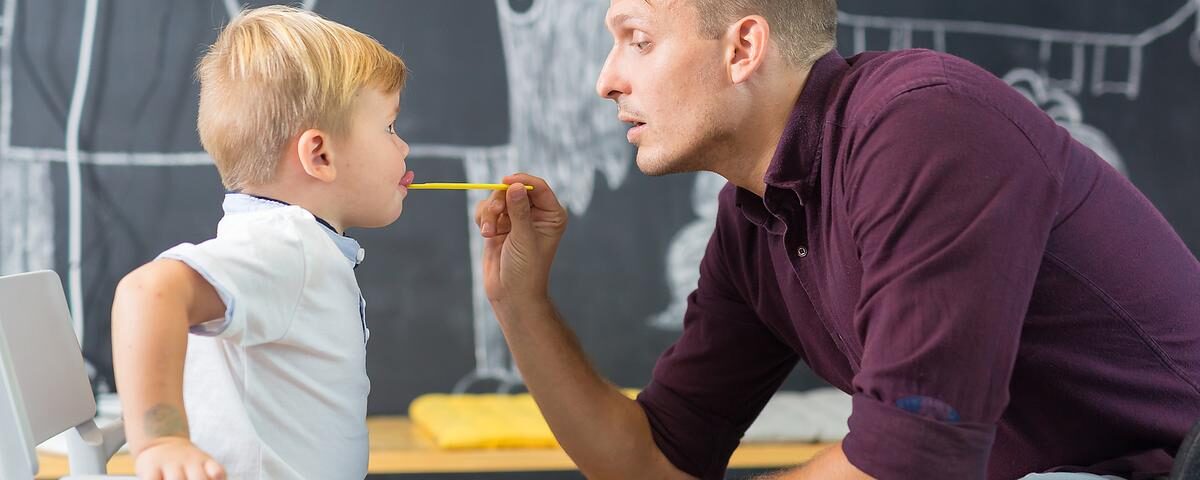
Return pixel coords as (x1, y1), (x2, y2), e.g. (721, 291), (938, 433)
(840, 49), (1002, 126)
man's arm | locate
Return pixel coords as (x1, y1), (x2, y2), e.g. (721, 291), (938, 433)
(475, 174), (694, 480)
(111, 259), (227, 479)
(834, 83), (1059, 478)
(495, 299), (691, 479)
(755, 443), (873, 479)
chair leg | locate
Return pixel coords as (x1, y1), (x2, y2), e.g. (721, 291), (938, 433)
(66, 418), (126, 475)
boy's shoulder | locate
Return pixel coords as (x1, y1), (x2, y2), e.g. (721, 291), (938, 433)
(159, 207), (313, 288)
(209, 206), (311, 259)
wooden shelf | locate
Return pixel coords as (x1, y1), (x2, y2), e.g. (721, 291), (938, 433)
(36, 416), (829, 478)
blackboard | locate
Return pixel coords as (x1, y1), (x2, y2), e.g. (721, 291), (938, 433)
(1, 0), (1196, 415)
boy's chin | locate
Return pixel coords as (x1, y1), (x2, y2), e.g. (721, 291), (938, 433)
(350, 208), (403, 230)
(377, 206), (405, 227)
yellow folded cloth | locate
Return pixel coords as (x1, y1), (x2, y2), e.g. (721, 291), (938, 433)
(409, 390), (638, 449)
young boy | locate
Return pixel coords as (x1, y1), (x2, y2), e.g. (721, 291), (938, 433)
(111, 6), (412, 479)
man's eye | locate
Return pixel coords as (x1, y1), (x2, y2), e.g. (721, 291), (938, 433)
(386, 124), (396, 135)
(630, 41), (651, 51)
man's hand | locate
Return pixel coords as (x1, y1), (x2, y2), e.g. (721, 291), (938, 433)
(754, 443), (873, 480)
(133, 437), (225, 480)
(473, 173), (568, 309)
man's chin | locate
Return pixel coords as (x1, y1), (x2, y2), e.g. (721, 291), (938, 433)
(635, 150), (697, 177)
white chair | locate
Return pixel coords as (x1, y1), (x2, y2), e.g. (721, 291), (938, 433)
(0, 270), (132, 479)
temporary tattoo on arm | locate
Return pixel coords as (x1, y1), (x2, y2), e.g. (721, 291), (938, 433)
(143, 404), (189, 438)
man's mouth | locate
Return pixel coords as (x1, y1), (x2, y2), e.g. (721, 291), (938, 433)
(626, 122), (646, 143)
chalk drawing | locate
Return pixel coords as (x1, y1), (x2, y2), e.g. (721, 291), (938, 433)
(3, 1), (1193, 389)
(0, 0), (56, 281)
(839, 0), (1200, 99)
(1005, 68), (1127, 173)
(454, 0), (632, 392)
(647, 172), (725, 331)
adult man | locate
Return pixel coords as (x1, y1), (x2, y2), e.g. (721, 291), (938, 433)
(474, 0), (1200, 478)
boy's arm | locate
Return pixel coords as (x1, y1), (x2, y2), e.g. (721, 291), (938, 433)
(112, 259), (227, 479)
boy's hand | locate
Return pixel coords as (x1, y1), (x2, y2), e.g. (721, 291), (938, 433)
(134, 437), (226, 480)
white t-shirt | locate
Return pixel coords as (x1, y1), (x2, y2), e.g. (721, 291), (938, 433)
(158, 194), (370, 480)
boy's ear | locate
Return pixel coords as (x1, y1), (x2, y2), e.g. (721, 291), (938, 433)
(296, 128), (336, 183)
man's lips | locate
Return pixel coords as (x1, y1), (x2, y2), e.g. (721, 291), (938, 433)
(618, 113), (645, 125)
(626, 123), (646, 142)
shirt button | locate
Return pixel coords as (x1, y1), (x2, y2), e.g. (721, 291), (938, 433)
(796, 246), (808, 258)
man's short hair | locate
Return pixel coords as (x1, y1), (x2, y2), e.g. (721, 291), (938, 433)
(196, 6), (407, 190)
(694, 0), (838, 66)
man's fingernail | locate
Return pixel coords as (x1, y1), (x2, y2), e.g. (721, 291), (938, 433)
(482, 222), (493, 235)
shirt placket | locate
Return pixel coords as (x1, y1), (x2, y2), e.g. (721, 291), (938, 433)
(767, 187), (862, 369)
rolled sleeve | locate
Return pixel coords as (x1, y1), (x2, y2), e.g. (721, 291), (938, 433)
(637, 196), (800, 480)
(844, 393), (995, 478)
(843, 85), (1061, 478)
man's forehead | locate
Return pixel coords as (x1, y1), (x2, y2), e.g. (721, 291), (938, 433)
(606, 0), (660, 27)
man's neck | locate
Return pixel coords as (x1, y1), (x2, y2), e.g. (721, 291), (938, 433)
(718, 67), (811, 198)
(237, 183), (346, 234)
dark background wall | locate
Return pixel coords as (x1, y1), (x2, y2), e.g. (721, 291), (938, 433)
(1, 0), (1195, 428)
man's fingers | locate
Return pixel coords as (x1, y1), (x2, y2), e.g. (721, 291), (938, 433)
(502, 184), (536, 244)
(474, 199), (486, 228)
(476, 192), (510, 237)
(505, 183), (532, 224)
(496, 212), (512, 236)
(502, 173), (561, 213)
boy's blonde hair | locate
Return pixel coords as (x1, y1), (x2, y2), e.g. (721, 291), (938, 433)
(197, 6), (406, 190)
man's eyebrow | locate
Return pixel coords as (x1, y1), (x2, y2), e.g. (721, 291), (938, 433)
(608, 13), (651, 31)
(608, 13), (630, 29)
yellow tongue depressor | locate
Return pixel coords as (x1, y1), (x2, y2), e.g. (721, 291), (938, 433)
(407, 183), (534, 191)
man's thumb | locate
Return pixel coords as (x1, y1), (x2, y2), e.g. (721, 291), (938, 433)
(506, 183), (532, 225)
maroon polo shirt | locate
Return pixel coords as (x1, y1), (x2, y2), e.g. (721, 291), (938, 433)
(636, 49), (1200, 480)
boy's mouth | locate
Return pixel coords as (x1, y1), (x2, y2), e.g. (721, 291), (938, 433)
(399, 170), (415, 188)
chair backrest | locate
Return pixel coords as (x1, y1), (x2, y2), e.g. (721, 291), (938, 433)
(0, 271), (97, 477)
(1173, 417), (1200, 479)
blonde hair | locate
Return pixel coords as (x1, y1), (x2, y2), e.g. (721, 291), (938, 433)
(196, 5), (407, 190)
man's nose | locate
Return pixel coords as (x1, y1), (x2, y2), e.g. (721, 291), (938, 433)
(595, 49), (626, 100)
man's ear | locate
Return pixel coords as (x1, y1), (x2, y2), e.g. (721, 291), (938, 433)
(296, 128), (336, 183)
(726, 15), (770, 85)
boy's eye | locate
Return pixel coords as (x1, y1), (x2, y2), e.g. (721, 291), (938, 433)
(386, 124), (396, 135)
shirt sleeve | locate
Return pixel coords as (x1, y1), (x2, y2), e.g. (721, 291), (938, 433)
(637, 195), (800, 480)
(157, 214), (307, 346)
(841, 84), (1062, 478)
